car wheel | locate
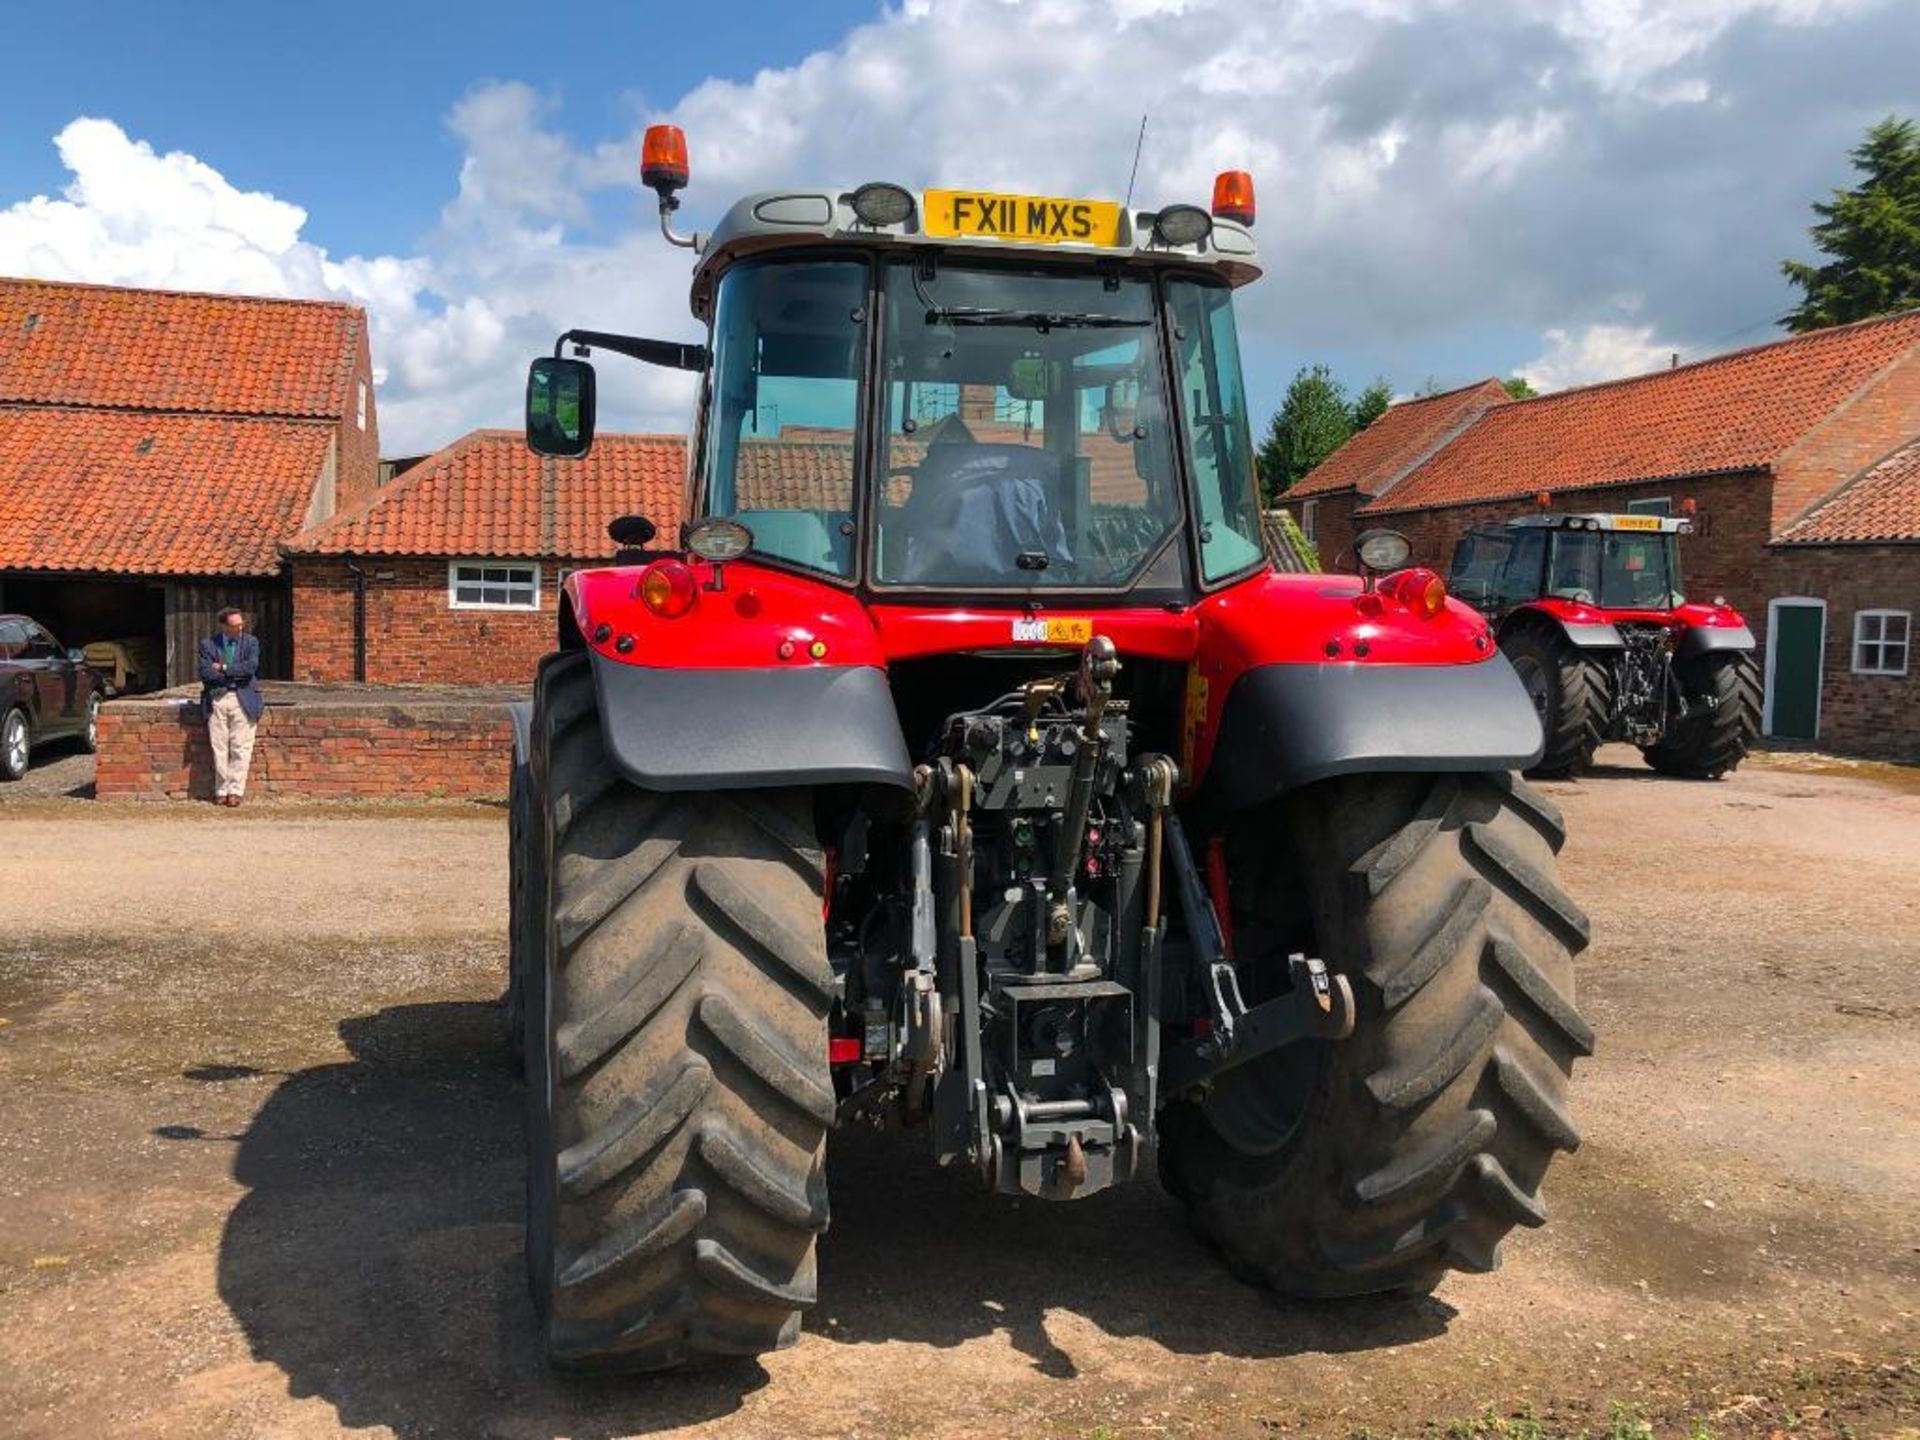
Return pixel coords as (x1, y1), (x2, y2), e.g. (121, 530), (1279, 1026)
(81, 692), (103, 754)
(1, 707), (30, 781)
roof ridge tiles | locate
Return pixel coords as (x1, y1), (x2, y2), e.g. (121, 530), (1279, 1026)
(0, 274), (363, 313)
(1504, 306), (1920, 409)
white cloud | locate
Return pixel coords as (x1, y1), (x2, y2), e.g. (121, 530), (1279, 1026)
(0, 0), (1912, 450)
(1517, 322), (1678, 391)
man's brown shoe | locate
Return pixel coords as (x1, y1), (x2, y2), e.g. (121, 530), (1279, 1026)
(227, 795), (243, 807)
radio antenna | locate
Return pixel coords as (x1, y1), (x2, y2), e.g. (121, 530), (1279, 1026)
(1123, 114), (1148, 207)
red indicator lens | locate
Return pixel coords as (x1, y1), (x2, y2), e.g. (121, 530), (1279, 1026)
(639, 559), (697, 618)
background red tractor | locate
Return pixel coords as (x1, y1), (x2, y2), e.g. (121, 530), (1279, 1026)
(504, 126), (1592, 1372)
(1447, 512), (1761, 778)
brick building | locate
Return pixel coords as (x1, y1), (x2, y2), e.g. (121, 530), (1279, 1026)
(0, 277), (378, 684)
(1291, 309), (1920, 760)
(1767, 439), (1918, 756)
(287, 429), (685, 684)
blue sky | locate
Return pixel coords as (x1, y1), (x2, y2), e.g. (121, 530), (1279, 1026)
(0, 0), (880, 257)
(2, 0), (1916, 452)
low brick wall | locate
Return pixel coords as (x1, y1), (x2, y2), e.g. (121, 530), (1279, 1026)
(95, 683), (520, 801)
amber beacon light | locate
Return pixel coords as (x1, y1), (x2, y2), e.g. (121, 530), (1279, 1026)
(641, 125), (690, 196)
(1211, 170), (1256, 226)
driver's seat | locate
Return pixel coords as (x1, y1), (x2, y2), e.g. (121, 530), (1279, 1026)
(892, 443), (1074, 584)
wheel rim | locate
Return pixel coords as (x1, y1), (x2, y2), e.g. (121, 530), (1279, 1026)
(4, 714), (26, 774)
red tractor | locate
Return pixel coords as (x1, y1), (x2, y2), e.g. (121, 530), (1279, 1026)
(1446, 512), (1760, 778)
(506, 127), (1592, 1372)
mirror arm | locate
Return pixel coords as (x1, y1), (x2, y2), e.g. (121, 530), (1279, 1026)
(554, 329), (709, 372)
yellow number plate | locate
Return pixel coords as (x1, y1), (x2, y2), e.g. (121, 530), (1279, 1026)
(1613, 515), (1662, 531)
(924, 190), (1124, 247)
(1011, 617), (1093, 645)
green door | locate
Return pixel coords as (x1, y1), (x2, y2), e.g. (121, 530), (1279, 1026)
(1768, 602), (1824, 740)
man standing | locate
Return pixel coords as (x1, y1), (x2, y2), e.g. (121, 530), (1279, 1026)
(198, 608), (263, 806)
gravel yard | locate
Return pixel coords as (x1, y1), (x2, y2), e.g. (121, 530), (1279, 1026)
(0, 748), (1915, 1439)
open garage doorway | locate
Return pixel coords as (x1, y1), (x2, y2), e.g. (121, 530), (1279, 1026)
(0, 572), (167, 694)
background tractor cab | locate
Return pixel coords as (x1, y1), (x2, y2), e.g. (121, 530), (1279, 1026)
(1448, 510), (1760, 777)
(507, 126), (1585, 1376)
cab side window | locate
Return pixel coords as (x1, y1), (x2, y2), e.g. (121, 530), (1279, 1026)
(1494, 529), (1547, 608)
(0, 622), (25, 660)
(21, 624), (60, 659)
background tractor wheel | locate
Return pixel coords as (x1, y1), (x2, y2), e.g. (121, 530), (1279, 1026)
(525, 651), (832, 1372)
(1642, 650), (1761, 780)
(1501, 627), (1610, 777)
(1158, 771), (1592, 1298)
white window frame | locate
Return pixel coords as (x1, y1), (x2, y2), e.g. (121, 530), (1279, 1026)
(1626, 496), (1671, 516)
(1852, 608), (1911, 677)
(1300, 499), (1317, 542)
(1763, 596), (1826, 738)
(448, 560), (541, 612)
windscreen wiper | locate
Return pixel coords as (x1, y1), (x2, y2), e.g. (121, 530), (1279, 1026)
(927, 307), (1148, 331)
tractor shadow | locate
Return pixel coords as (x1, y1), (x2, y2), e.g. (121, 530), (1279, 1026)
(206, 1001), (1451, 1439)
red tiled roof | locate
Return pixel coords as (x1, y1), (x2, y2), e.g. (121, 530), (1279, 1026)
(0, 277), (363, 418)
(291, 429), (686, 558)
(1776, 438), (1920, 544)
(0, 406), (334, 576)
(1364, 310), (1920, 515)
(1292, 379), (1513, 499)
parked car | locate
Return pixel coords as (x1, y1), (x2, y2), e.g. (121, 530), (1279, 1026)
(0, 615), (105, 781)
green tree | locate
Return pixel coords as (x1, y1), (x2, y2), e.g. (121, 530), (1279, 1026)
(1782, 115), (1920, 332)
(1502, 376), (1538, 400)
(1350, 377), (1394, 430)
(1257, 365), (1353, 498)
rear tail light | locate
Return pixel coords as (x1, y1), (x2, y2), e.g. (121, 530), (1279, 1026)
(639, 559), (697, 618)
(1384, 567), (1448, 620)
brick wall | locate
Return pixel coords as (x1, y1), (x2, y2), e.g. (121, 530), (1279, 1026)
(1765, 542), (1920, 760)
(1773, 349), (1920, 534)
(330, 319), (382, 507)
(1367, 470), (1776, 624)
(95, 694), (513, 800)
(292, 556), (583, 685)
(1296, 490), (1365, 573)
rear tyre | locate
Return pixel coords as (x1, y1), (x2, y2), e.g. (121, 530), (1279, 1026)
(503, 756), (533, 1073)
(1, 706), (29, 781)
(1641, 650), (1760, 780)
(1158, 771), (1592, 1297)
(526, 651), (832, 1372)
(1502, 628), (1610, 777)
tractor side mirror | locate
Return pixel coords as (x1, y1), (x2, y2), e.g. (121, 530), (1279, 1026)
(607, 514), (657, 547)
(526, 357), (596, 458)
(66, 648), (86, 664)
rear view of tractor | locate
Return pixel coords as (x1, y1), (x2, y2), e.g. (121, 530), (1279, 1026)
(504, 125), (1594, 1373)
(1448, 513), (1760, 778)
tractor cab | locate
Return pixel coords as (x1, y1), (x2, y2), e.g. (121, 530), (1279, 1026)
(1449, 511), (1691, 619)
(526, 128), (1269, 603)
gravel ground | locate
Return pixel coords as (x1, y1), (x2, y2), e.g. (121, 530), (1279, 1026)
(0, 747), (1915, 1439)
(0, 740), (95, 799)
